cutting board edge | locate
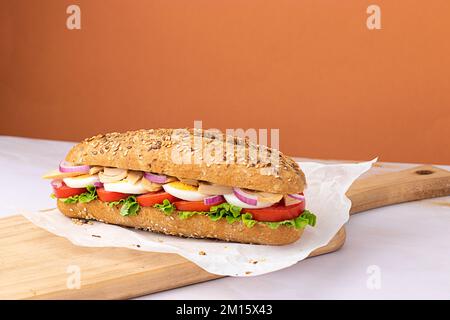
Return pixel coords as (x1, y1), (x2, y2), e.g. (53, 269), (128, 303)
(25, 261), (222, 300)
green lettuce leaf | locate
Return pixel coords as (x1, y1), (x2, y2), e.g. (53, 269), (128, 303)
(241, 212), (257, 228)
(178, 211), (204, 220)
(209, 203), (242, 222)
(120, 197), (140, 216)
(153, 199), (175, 215)
(60, 185), (97, 204)
(62, 197), (78, 204)
(78, 185), (98, 203)
(225, 214), (241, 224)
(108, 196), (141, 216)
(108, 199), (124, 207)
(265, 210), (317, 229)
(300, 210), (317, 227)
(152, 199), (316, 230)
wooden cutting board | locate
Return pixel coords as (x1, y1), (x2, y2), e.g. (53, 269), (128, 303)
(1, 165), (449, 299)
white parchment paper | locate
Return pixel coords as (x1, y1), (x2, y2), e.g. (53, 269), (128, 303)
(22, 160), (375, 276)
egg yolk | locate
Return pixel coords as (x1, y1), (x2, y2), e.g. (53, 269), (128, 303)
(167, 181), (198, 191)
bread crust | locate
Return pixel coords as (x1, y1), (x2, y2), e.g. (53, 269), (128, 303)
(65, 129), (305, 194)
(57, 200), (303, 245)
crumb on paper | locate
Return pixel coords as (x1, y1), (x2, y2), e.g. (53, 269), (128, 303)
(91, 234), (101, 238)
(420, 199), (450, 208)
(249, 260), (258, 264)
(71, 218), (94, 225)
(38, 207), (56, 213)
(71, 218), (88, 225)
(432, 201), (450, 207)
(245, 271), (252, 275)
(199, 251), (207, 256)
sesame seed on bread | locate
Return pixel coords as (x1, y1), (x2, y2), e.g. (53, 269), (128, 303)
(65, 129), (306, 194)
(58, 200), (303, 245)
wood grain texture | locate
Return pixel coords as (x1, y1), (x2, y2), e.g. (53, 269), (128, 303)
(0, 215), (345, 300)
(308, 227), (346, 258)
(0, 215), (221, 300)
(1, 165), (449, 299)
(348, 165), (450, 214)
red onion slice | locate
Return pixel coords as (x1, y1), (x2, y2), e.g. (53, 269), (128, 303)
(288, 193), (305, 201)
(232, 187), (258, 206)
(203, 195), (225, 206)
(59, 161), (90, 173)
(51, 179), (64, 189)
(93, 181), (104, 188)
(144, 172), (168, 184)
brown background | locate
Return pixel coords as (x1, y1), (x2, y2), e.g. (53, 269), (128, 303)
(1, 0), (449, 164)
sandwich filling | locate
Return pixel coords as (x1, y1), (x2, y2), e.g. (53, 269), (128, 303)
(44, 163), (316, 230)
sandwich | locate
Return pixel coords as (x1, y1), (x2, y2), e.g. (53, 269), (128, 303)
(42, 129), (316, 245)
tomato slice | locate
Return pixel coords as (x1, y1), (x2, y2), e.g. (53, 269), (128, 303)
(136, 192), (179, 207)
(243, 201), (305, 222)
(97, 187), (129, 202)
(174, 200), (225, 212)
(53, 182), (86, 198)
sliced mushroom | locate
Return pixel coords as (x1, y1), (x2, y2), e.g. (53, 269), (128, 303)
(127, 170), (143, 185)
(141, 177), (163, 192)
(198, 182), (233, 195)
(89, 166), (103, 175)
(164, 176), (178, 183)
(256, 192), (284, 203)
(283, 195), (302, 206)
(179, 178), (199, 186)
(99, 167), (128, 183)
(103, 167), (127, 176)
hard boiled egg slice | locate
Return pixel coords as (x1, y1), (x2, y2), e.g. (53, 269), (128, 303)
(163, 182), (208, 201)
(63, 174), (100, 188)
(223, 193), (275, 209)
(104, 180), (147, 194)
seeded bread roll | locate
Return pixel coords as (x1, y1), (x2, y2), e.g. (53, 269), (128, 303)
(58, 200), (303, 245)
(65, 129), (305, 194)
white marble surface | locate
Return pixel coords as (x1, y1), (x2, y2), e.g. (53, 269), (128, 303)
(1, 135), (449, 299)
